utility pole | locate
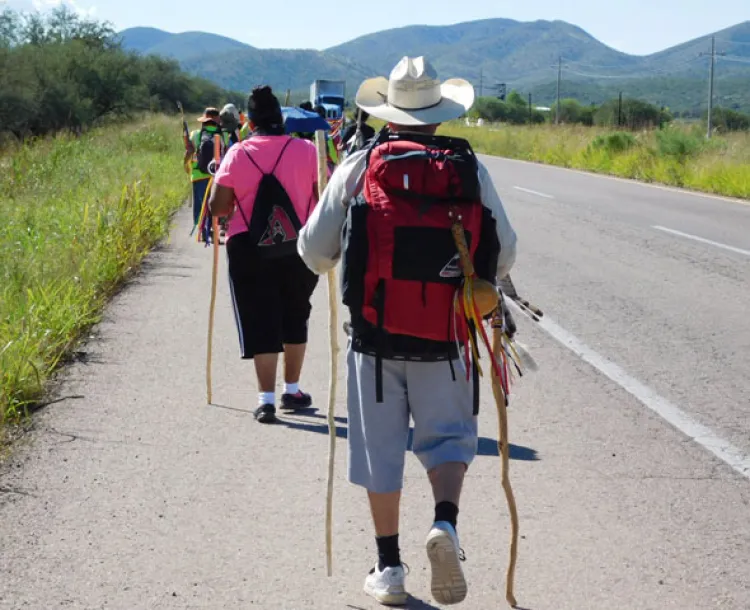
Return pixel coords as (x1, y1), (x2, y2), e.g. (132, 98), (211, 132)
(701, 36), (725, 139)
(555, 56), (562, 125)
(618, 91), (623, 127)
(528, 92), (532, 122)
(707, 36), (716, 139)
(479, 68), (483, 98)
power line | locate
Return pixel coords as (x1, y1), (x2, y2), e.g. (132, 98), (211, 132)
(565, 56), (703, 75)
(719, 54), (750, 64)
(562, 59), (638, 70)
(713, 36), (750, 47)
(558, 55), (705, 79)
(561, 68), (641, 79)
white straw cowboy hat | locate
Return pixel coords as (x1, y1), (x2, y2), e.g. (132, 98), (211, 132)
(355, 56), (475, 126)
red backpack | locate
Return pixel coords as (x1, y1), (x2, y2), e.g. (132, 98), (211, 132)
(342, 130), (499, 348)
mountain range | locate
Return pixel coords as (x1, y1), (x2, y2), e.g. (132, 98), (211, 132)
(118, 19), (750, 114)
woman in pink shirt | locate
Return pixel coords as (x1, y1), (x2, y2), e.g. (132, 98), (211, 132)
(209, 86), (321, 424)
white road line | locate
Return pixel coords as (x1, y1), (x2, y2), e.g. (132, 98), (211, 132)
(513, 186), (554, 199)
(508, 301), (750, 481)
(652, 225), (750, 258)
(485, 155), (750, 207)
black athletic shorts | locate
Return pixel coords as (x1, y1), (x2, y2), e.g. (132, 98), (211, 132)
(226, 232), (319, 359)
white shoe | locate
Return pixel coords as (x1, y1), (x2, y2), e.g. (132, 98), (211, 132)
(363, 563), (408, 606)
(426, 521), (467, 605)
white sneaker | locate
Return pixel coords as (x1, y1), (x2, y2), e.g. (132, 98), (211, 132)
(426, 521), (467, 605)
(363, 563), (408, 606)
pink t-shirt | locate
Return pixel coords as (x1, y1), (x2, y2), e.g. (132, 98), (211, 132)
(214, 135), (319, 241)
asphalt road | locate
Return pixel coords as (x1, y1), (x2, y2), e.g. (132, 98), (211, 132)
(1, 160), (749, 610)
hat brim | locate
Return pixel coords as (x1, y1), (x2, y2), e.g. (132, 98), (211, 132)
(355, 77), (475, 126)
(197, 116), (219, 123)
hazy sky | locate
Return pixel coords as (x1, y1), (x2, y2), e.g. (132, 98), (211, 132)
(2, 0), (747, 55)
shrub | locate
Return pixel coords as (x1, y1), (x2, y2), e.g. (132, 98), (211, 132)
(590, 131), (637, 154)
(654, 127), (704, 161)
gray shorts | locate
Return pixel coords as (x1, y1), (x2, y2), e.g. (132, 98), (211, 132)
(346, 344), (478, 494)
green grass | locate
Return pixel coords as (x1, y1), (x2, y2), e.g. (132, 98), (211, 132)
(0, 114), (188, 438)
(438, 121), (750, 199)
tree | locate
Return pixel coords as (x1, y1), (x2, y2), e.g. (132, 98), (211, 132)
(594, 97), (673, 130)
(506, 91), (526, 107)
(0, 8), (22, 47)
(707, 107), (750, 132)
(469, 93), (545, 125)
(469, 97), (508, 122)
(550, 98), (597, 126)
(44, 6), (115, 46)
(0, 8), (242, 139)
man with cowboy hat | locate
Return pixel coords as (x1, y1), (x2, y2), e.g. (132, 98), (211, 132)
(298, 57), (517, 606)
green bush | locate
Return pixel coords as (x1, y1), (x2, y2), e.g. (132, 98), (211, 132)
(590, 131), (637, 154)
(654, 127), (704, 160)
(708, 107), (750, 133)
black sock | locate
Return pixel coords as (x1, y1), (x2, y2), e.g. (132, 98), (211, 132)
(435, 501), (459, 530)
(376, 534), (401, 570)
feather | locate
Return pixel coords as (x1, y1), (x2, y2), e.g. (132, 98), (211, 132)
(498, 274), (544, 321)
(511, 340), (539, 372)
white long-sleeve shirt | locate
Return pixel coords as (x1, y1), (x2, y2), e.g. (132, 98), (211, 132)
(298, 149), (517, 280)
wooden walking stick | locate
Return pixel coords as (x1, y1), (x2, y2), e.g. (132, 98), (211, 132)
(315, 130), (339, 577)
(452, 217), (522, 607)
(491, 301), (520, 608)
(206, 134), (222, 405)
(177, 101), (192, 175)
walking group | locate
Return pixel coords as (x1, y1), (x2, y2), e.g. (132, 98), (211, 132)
(188, 55), (536, 607)
(184, 100), (353, 245)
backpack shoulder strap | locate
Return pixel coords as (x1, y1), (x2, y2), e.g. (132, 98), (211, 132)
(364, 126), (393, 166)
(242, 146), (264, 175)
(375, 130), (475, 155)
(270, 137), (294, 174)
(197, 126), (217, 148)
(242, 136), (294, 176)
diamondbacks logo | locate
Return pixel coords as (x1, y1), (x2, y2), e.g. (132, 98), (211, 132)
(439, 253), (462, 278)
(258, 206), (298, 246)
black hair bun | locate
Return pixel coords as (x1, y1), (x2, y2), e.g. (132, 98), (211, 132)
(248, 85), (280, 116)
(251, 85), (275, 103)
(246, 84), (284, 134)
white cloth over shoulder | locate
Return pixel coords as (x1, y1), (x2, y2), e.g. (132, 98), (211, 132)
(298, 149), (517, 280)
